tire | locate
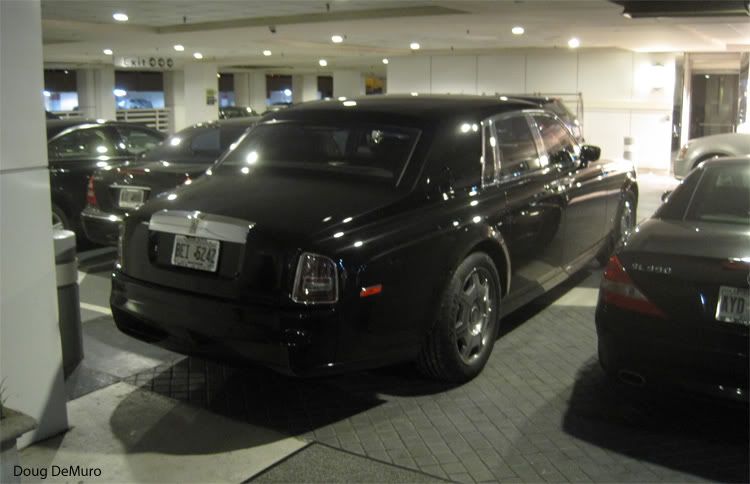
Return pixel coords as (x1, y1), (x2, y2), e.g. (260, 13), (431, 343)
(52, 204), (70, 231)
(596, 192), (636, 266)
(417, 252), (501, 382)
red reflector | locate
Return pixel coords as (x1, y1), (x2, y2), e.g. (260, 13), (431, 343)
(86, 175), (98, 207)
(360, 284), (382, 298)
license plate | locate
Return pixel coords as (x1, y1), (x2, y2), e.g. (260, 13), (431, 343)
(715, 286), (750, 325)
(171, 235), (220, 272)
(119, 188), (145, 209)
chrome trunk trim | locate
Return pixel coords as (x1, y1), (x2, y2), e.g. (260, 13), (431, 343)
(148, 210), (254, 244)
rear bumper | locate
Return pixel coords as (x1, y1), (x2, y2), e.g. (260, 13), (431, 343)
(81, 206), (122, 246)
(595, 302), (749, 403)
(110, 271), (404, 376)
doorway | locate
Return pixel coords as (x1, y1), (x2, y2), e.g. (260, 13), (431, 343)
(689, 73), (739, 138)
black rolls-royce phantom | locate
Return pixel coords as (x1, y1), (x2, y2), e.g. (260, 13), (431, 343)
(111, 95), (637, 382)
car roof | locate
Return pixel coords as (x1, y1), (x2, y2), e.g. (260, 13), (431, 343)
(185, 117), (260, 131)
(701, 156), (750, 168)
(46, 118), (162, 139)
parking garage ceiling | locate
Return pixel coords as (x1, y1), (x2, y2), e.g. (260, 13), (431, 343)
(41, 0), (750, 72)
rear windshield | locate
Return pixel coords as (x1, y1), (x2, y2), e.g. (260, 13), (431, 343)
(685, 163), (750, 225)
(217, 122), (420, 182)
(142, 125), (248, 162)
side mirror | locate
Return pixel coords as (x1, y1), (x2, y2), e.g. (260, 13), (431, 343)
(661, 190), (672, 203)
(580, 145), (601, 167)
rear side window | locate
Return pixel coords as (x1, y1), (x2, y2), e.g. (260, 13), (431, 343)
(685, 164), (750, 225)
(494, 116), (541, 177)
(533, 114), (579, 168)
(190, 128), (221, 154)
(116, 126), (163, 155)
(48, 127), (116, 160)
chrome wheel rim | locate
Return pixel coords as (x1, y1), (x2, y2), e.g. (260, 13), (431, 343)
(619, 201), (633, 240)
(455, 267), (495, 365)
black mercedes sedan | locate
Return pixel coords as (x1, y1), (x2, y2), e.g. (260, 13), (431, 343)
(596, 157), (749, 401)
(82, 118), (258, 246)
(111, 95), (637, 382)
(47, 119), (165, 236)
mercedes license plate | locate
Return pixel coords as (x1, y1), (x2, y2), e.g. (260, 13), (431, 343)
(171, 235), (220, 272)
(119, 188), (145, 209)
(715, 286), (750, 325)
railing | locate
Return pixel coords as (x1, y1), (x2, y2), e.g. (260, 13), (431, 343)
(50, 111), (84, 120)
(116, 108), (171, 133)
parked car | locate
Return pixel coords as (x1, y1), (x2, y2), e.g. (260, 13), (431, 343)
(111, 95), (637, 382)
(510, 96), (584, 142)
(596, 157), (749, 402)
(45, 110), (60, 119)
(219, 106), (259, 119)
(672, 132), (750, 179)
(262, 102), (292, 115)
(47, 119), (165, 236)
(82, 118), (258, 246)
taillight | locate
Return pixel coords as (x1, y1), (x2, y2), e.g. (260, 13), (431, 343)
(291, 252), (338, 304)
(86, 176), (98, 207)
(601, 255), (666, 318)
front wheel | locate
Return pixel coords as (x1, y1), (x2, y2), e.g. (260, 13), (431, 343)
(596, 193), (636, 266)
(417, 252), (501, 382)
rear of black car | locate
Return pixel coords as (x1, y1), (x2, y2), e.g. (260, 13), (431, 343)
(596, 159), (749, 402)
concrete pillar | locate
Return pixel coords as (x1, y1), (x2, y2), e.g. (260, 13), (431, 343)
(76, 65), (116, 120)
(302, 74), (319, 102)
(233, 72), (267, 113)
(165, 62), (219, 132)
(0, 0), (69, 448)
(333, 70), (365, 98)
(291, 75), (304, 104)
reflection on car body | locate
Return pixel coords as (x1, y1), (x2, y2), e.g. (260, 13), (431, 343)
(111, 95), (637, 382)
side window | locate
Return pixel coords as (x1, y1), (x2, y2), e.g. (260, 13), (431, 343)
(482, 124), (496, 184)
(48, 127), (116, 160)
(493, 115), (540, 177)
(117, 127), (163, 155)
(533, 115), (579, 168)
(190, 128), (221, 155)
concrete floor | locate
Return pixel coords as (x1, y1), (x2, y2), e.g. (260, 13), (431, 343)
(21, 173), (749, 483)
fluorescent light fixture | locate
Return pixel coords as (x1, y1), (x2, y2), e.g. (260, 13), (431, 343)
(193, 52), (203, 59)
(103, 48), (113, 55)
(512, 26), (525, 35)
(410, 42), (420, 50)
(382, 58), (389, 64)
(319, 59), (328, 67)
(173, 44), (185, 51)
(113, 88), (127, 97)
(331, 34), (344, 43)
(113, 12), (128, 21)
(262, 49), (272, 56)
(568, 37), (580, 48)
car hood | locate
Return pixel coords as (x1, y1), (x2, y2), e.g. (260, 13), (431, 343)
(624, 218), (750, 259)
(133, 169), (406, 247)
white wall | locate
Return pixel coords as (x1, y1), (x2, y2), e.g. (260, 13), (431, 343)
(165, 62), (219, 132)
(76, 65), (116, 120)
(386, 48), (677, 170)
(0, 0), (69, 447)
(333, 70), (365, 98)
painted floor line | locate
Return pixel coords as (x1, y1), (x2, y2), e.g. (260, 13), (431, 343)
(80, 302), (112, 315)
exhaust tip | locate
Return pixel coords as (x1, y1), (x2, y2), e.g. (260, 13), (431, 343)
(618, 369), (646, 387)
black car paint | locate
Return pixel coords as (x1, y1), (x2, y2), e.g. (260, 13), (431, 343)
(112, 95), (637, 376)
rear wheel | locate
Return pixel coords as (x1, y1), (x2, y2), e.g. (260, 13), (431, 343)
(417, 252), (501, 382)
(596, 192), (636, 266)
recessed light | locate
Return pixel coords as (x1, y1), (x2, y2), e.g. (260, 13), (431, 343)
(319, 59), (328, 67)
(263, 49), (272, 56)
(173, 44), (184, 51)
(382, 58), (389, 65)
(410, 92), (419, 96)
(193, 52), (203, 59)
(103, 48), (113, 55)
(568, 37), (580, 48)
(283, 88), (292, 96)
(512, 26), (525, 35)
(331, 34), (344, 43)
(410, 42), (420, 50)
(113, 88), (127, 97)
(112, 12), (128, 22)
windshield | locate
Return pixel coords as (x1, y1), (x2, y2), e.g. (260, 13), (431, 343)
(217, 122), (420, 182)
(685, 163), (750, 225)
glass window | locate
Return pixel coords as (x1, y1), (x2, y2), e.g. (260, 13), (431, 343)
(533, 114), (579, 168)
(219, 122), (420, 182)
(494, 116), (540, 177)
(48, 127), (116, 160)
(190, 129), (221, 154)
(482, 124), (496, 184)
(685, 164), (750, 225)
(117, 127), (163, 155)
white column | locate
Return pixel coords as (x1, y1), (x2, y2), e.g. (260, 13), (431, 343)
(302, 74), (319, 102)
(231, 72), (267, 113)
(291, 75), (304, 104)
(165, 63), (219, 132)
(333, 70), (365, 98)
(0, 0), (69, 448)
(233, 73), (250, 107)
(76, 65), (115, 120)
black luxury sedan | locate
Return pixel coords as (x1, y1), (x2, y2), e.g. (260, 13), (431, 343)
(47, 119), (165, 236)
(82, 118), (258, 246)
(219, 106), (259, 119)
(596, 157), (749, 402)
(111, 95), (637, 382)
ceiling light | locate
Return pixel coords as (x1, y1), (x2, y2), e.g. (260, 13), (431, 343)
(319, 59), (328, 67)
(112, 12), (128, 22)
(382, 58), (389, 65)
(173, 44), (184, 51)
(512, 26), (525, 35)
(263, 49), (272, 56)
(283, 88), (292, 96)
(410, 42), (420, 50)
(568, 37), (580, 48)
(622, 12), (632, 19)
(410, 92), (419, 96)
(43, 90), (51, 97)
(705, 74), (710, 79)
(113, 88), (127, 97)
(103, 48), (113, 55)
(193, 52), (203, 59)
(331, 34), (344, 43)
